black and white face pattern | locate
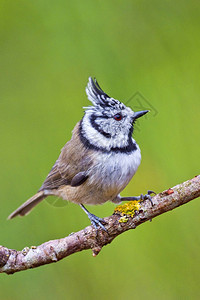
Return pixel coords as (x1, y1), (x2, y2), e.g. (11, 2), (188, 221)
(80, 77), (137, 153)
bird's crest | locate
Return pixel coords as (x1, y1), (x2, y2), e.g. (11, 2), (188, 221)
(86, 77), (109, 107)
(85, 77), (125, 111)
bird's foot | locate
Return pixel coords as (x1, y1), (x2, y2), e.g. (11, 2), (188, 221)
(87, 212), (107, 232)
(121, 190), (156, 206)
(79, 204), (107, 232)
(139, 190), (156, 206)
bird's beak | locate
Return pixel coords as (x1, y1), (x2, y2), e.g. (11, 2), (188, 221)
(133, 110), (149, 120)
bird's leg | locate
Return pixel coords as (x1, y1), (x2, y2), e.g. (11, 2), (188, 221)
(79, 204), (107, 232)
(121, 190), (156, 206)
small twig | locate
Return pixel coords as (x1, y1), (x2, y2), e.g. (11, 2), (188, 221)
(0, 175), (199, 275)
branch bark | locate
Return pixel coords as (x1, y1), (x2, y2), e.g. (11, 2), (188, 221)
(1, 175), (200, 275)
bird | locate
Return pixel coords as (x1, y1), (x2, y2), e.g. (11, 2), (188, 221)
(8, 77), (154, 231)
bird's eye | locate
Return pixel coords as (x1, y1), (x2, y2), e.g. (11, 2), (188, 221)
(113, 113), (122, 121)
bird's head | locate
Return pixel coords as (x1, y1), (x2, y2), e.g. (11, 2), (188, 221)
(80, 77), (149, 152)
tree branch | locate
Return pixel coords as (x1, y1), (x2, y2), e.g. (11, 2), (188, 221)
(1, 175), (200, 275)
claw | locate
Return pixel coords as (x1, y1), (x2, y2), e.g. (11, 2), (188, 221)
(143, 190), (156, 206)
(147, 190), (156, 195)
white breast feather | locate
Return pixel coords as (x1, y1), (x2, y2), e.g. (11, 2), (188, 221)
(88, 144), (141, 202)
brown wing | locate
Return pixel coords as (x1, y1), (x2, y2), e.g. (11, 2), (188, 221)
(39, 163), (70, 190)
(39, 122), (93, 191)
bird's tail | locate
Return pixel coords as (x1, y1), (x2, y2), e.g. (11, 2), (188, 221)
(8, 191), (47, 219)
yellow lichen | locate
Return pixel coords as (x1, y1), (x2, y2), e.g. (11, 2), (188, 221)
(114, 201), (141, 218)
(119, 216), (129, 223)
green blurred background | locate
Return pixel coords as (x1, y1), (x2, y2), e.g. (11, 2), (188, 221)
(0, 0), (200, 299)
